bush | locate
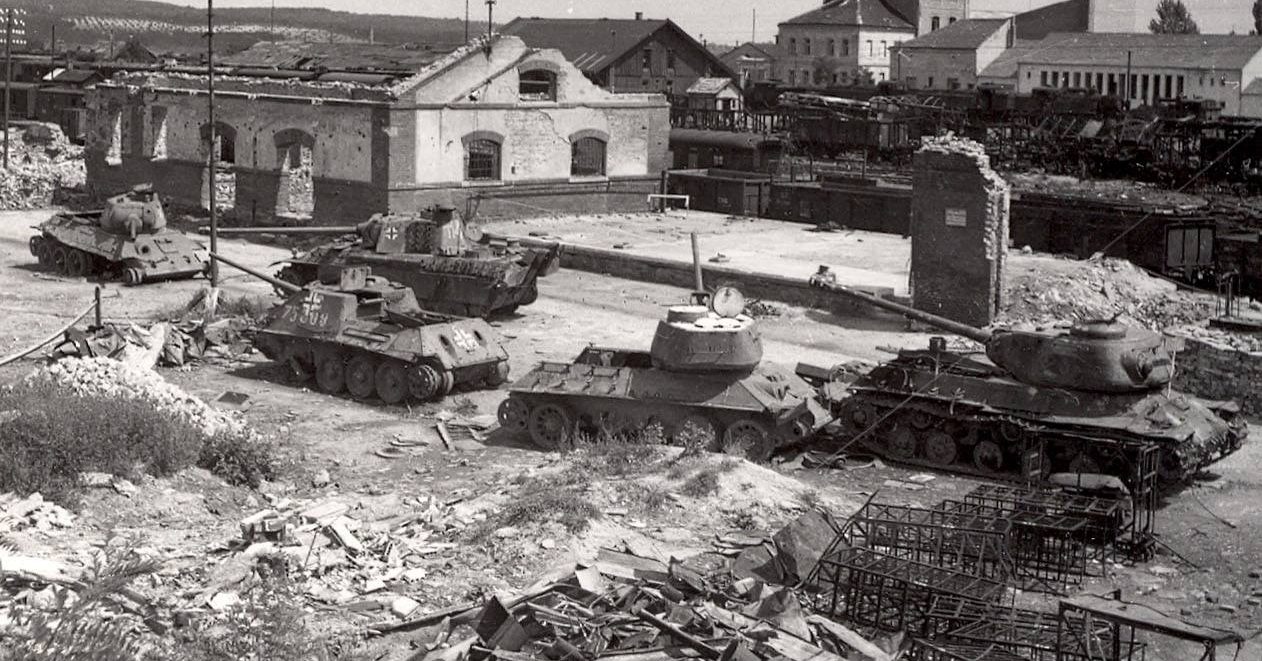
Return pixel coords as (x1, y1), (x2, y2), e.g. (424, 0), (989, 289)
(0, 383), (205, 503)
(0, 380), (278, 502)
(174, 571), (336, 661)
(681, 468), (722, 498)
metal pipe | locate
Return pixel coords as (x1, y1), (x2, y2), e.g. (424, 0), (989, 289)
(94, 286), (102, 328)
(209, 252), (302, 295)
(631, 607), (720, 660)
(206, 225), (358, 235)
(4, 8), (12, 170)
(207, 0), (218, 288)
(0, 300), (98, 368)
(690, 232), (703, 291)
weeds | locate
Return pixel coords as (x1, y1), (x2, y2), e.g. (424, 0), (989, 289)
(175, 569), (334, 661)
(797, 489), (822, 510)
(681, 468), (722, 498)
(567, 434), (660, 478)
(0, 382), (280, 502)
(449, 397), (478, 417)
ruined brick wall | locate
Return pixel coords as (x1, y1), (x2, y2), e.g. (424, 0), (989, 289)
(1169, 332), (1262, 416)
(910, 137), (1009, 327)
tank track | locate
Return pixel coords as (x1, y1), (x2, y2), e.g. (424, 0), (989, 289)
(497, 392), (794, 462)
(826, 395), (1222, 487)
(29, 234), (146, 284)
(261, 336), (508, 406)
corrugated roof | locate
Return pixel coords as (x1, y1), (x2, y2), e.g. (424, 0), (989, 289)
(898, 18), (1007, 50)
(1012, 0), (1087, 41)
(686, 77), (736, 95)
(220, 41), (453, 73)
(1018, 33), (1262, 70)
(501, 17), (668, 73)
(780, 0), (913, 30)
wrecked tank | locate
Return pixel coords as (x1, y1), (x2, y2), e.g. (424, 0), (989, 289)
(29, 184), (207, 284)
(211, 253), (509, 405)
(498, 286), (832, 460)
(214, 205), (559, 318)
(805, 269), (1247, 485)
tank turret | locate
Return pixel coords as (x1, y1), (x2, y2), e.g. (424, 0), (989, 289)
(649, 289), (763, 372)
(809, 266), (1171, 393)
(98, 184), (167, 238)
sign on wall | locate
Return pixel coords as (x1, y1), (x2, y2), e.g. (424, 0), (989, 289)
(945, 208), (967, 227)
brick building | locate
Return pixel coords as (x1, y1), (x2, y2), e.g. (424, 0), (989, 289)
(501, 15), (733, 97)
(84, 36), (670, 224)
(775, 0), (966, 87)
(889, 18), (1012, 90)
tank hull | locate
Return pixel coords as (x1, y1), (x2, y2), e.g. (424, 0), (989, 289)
(499, 346), (831, 459)
(820, 352), (1246, 485)
(251, 287), (510, 405)
(277, 244), (553, 318)
(30, 212), (207, 284)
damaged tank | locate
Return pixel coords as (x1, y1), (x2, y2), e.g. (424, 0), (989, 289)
(805, 269), (1247, 485)
(211, 253), (510, 405)
(29, 184), (207, 284)
(214, 205), (559, 318)
(498, 286), (832, 460)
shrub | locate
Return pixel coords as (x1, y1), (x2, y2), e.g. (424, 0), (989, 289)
(173, 572), (334, 661)
(680, 468), (722, 498)
(568, 434), (660, 477)
(198, 431), (279, 489)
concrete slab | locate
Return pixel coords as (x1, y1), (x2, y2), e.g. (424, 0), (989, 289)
(483, 211), (911, 295)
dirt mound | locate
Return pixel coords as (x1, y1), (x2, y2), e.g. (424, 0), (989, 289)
(0, 123), (86, 210)
(1005, 172), (1208, 208)
(1002, 255), (1214, 329)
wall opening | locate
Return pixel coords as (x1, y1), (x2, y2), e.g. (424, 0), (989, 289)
(571, 136), (607, 176)
(274, 129), (315, 221)
(464, 138), (502, 181)
(145, 106), (168, 159)
(200, 122), (237, 211)
(519, 69), (557, 101)
(105, 110), (123, 165)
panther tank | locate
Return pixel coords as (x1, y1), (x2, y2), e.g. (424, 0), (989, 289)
(29, 184), (207, 284)
(214, 205), (559, 318)
(497, 287), (832, 460)
(211, 253), (509, 405)
(806, 269), (1247, 485)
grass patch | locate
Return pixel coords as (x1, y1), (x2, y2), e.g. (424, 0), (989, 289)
(567, 434), (661, 478)
(157, 291), (272, 322)
(449, 397), (478, 418)
(681, 468), (722, 498)
(0, 382), (279, 503)
(475, 469), (599, 539)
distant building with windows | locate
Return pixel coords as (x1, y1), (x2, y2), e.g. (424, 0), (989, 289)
(1013, 33), (1262, 115)
(720, 42), (781, 87)
(889, 18), (1012, 90)
(502, 14), (734, 97)
(775, 0), (966, 87)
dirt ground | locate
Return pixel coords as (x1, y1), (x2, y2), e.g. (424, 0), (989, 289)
(1, 208), (1259, 660)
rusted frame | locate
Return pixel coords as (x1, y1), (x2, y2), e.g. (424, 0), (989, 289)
(934, 499), (1087, 591)
(845, 502), (1016, 584)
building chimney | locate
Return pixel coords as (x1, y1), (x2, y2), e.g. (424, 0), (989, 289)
(635, 11), (643, 20)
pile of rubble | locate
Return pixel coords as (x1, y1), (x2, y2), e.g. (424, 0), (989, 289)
(27, 356), (254, 440)
(0, 492), (75, 533)
(1173, 324), (1262, 354)
(1005, 172), (1208, 207)
(1002, 255), (1213, 329)
(0, 123), (86, 210)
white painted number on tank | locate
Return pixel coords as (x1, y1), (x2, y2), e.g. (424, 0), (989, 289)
(451, 328), (478, 352)
(295, 291), (330, 327)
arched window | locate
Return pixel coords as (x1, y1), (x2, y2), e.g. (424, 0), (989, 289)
(571, 136), (606, 176)
(519, 69), (557, 101)
(464, 135), (502, 181)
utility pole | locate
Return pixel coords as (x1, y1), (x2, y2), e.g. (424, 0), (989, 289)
(269, 0), (275, 45)
(464, 0), (469, 42)
(1124, 50), (1132, 107)
(207, 0), (218, 291)
(4, 8), (12, 170)
(752, 9), (756, 43)
(485, 0), (495, 41)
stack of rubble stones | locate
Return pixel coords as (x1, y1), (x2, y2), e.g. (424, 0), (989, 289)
(0, 124), (86, 210)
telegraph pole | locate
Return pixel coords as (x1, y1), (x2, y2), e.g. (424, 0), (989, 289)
(751, 9), (756, 43)
(207, 0), (219, 292)
(464, 0), (469, 42)
(485, 0), (495, 41)
(4, 8), (12, 169)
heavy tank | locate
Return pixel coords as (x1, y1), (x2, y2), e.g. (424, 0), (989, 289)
(211, 253), (510, 405)
(497, 287), (832, 460)
(214, 206), (559, 318)
(806, 268), (1247, 484)
(29, 184), (207, 284)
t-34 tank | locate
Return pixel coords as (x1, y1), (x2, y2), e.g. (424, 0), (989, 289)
(214, 205), (559, 318)
(211, 253), (509, 404)
(806, 269), (1247, 484)
(29, 184), (207, 284)
(497, 287), (832, 460)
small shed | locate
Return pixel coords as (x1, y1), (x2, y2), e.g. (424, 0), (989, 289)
(685, 77), (743, 112)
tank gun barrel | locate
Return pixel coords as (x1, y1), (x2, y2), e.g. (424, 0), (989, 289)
(209, 252), (303, 295)
(204, 226), (359, 236)
(809, 269), (992, 343)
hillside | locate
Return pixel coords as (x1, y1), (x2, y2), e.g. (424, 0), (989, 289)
(4, 0), (486, 55)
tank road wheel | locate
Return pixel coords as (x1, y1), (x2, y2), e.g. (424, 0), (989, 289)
(438, 369), (455, 397)
(122, 262), (145, 285)
(887, 425), (917, 460)
(528, 404), (573, 451)
(722, 419), (774, 463)
(51, 245), (69, 274)
(484, 361), (510, 388)
(672, 414), (719, 453)
(346, 355), (378, 400)
(849, 403), (881, 431)
(520, 283), (538, 306)
(908, 409), (935, 431)
(922, 430), (958, 467)
(315, 353), (347, 394)
(497, 397), (530, 433)
(973, 440), (1006, 474)
(27, 236), (42, 259)
(408, 364), (442, 401)
(65, 249), (91, 278)
(34, 239), (52, 268)
(374, 361), (410, 405)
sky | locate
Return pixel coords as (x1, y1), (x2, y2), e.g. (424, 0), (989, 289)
(163, 0), (1260, 42)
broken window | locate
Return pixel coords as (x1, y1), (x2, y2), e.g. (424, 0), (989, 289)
(931, 16), (940, 30)
(105, 110), (122, 165)
(465, 138), (501, 181)
(145, 106), (168, 159)
(571, 136), (606, 177)
(642, 48), (652, 70)
(200, 122), (237, 211)
(519, 69), (557, 101)
(275, 130), (315, 220)
(119, 110), (133, 156)
(666, 50), (675, 70)
(842, 39), (850, 56)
